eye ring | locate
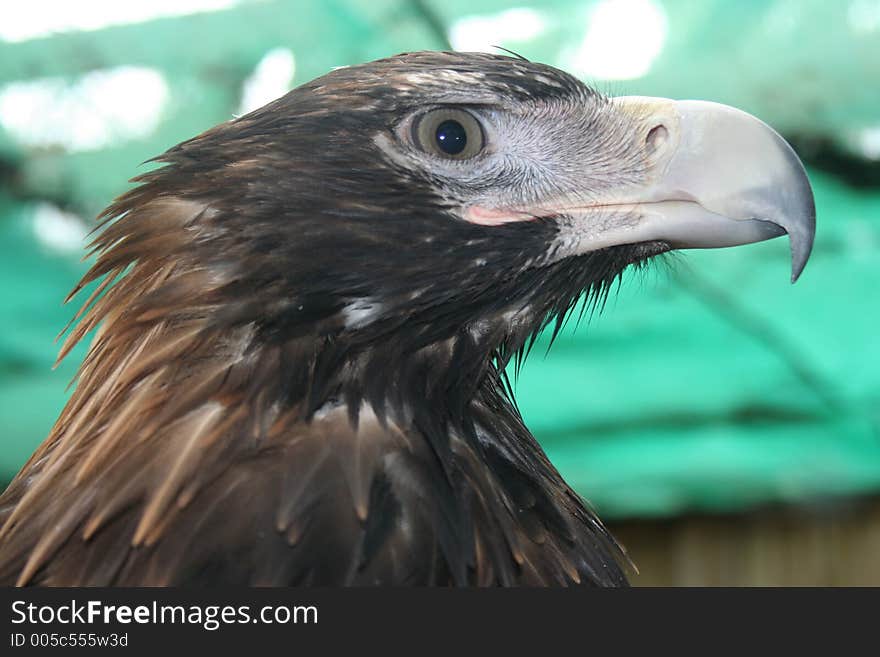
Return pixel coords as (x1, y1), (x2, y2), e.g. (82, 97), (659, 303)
(412, 108), (485, 160)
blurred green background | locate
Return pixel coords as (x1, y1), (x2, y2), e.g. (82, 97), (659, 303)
(1, 0), (878, 584)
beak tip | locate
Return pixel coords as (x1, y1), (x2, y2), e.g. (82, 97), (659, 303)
(788, 211), (816, 284)
(790, 252), (810, 284)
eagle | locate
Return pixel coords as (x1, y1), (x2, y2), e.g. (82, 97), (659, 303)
(0, 52), (814, 586)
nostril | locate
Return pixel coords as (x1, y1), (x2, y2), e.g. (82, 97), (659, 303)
(645, 124), (669, 154)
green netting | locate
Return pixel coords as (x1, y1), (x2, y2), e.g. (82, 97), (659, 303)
(0, 0), (877, 518)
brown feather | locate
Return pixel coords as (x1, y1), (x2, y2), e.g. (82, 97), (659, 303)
(0, 52), (634, 586)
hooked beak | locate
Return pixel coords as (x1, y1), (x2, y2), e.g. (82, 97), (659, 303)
(464, 97), (816, 281)
(595, 97), (816, 282)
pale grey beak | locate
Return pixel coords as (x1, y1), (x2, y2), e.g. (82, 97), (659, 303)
(614, 97), (816, 282)
(558, 98), (816, 282)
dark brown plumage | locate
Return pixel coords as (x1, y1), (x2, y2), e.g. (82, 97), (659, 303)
(0, 51), (814, 586)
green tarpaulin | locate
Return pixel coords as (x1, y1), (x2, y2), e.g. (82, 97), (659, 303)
(1, 0), (877, 518)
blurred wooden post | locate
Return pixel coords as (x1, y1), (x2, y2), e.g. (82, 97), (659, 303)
(609, 498), (880, 586)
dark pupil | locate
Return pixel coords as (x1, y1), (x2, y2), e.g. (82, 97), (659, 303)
(435, 119), (467, 155)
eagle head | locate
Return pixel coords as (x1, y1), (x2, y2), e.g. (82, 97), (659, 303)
(0, 52), (815, 587)
(120, 52), (813, 383)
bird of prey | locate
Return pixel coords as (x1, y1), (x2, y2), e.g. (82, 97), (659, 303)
(0, 52), (814, 586)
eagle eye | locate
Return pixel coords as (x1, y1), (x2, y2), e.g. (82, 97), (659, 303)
(413, 108), (485, 160)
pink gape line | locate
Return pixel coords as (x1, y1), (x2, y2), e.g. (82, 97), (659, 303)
(464, 205), (535, 226)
